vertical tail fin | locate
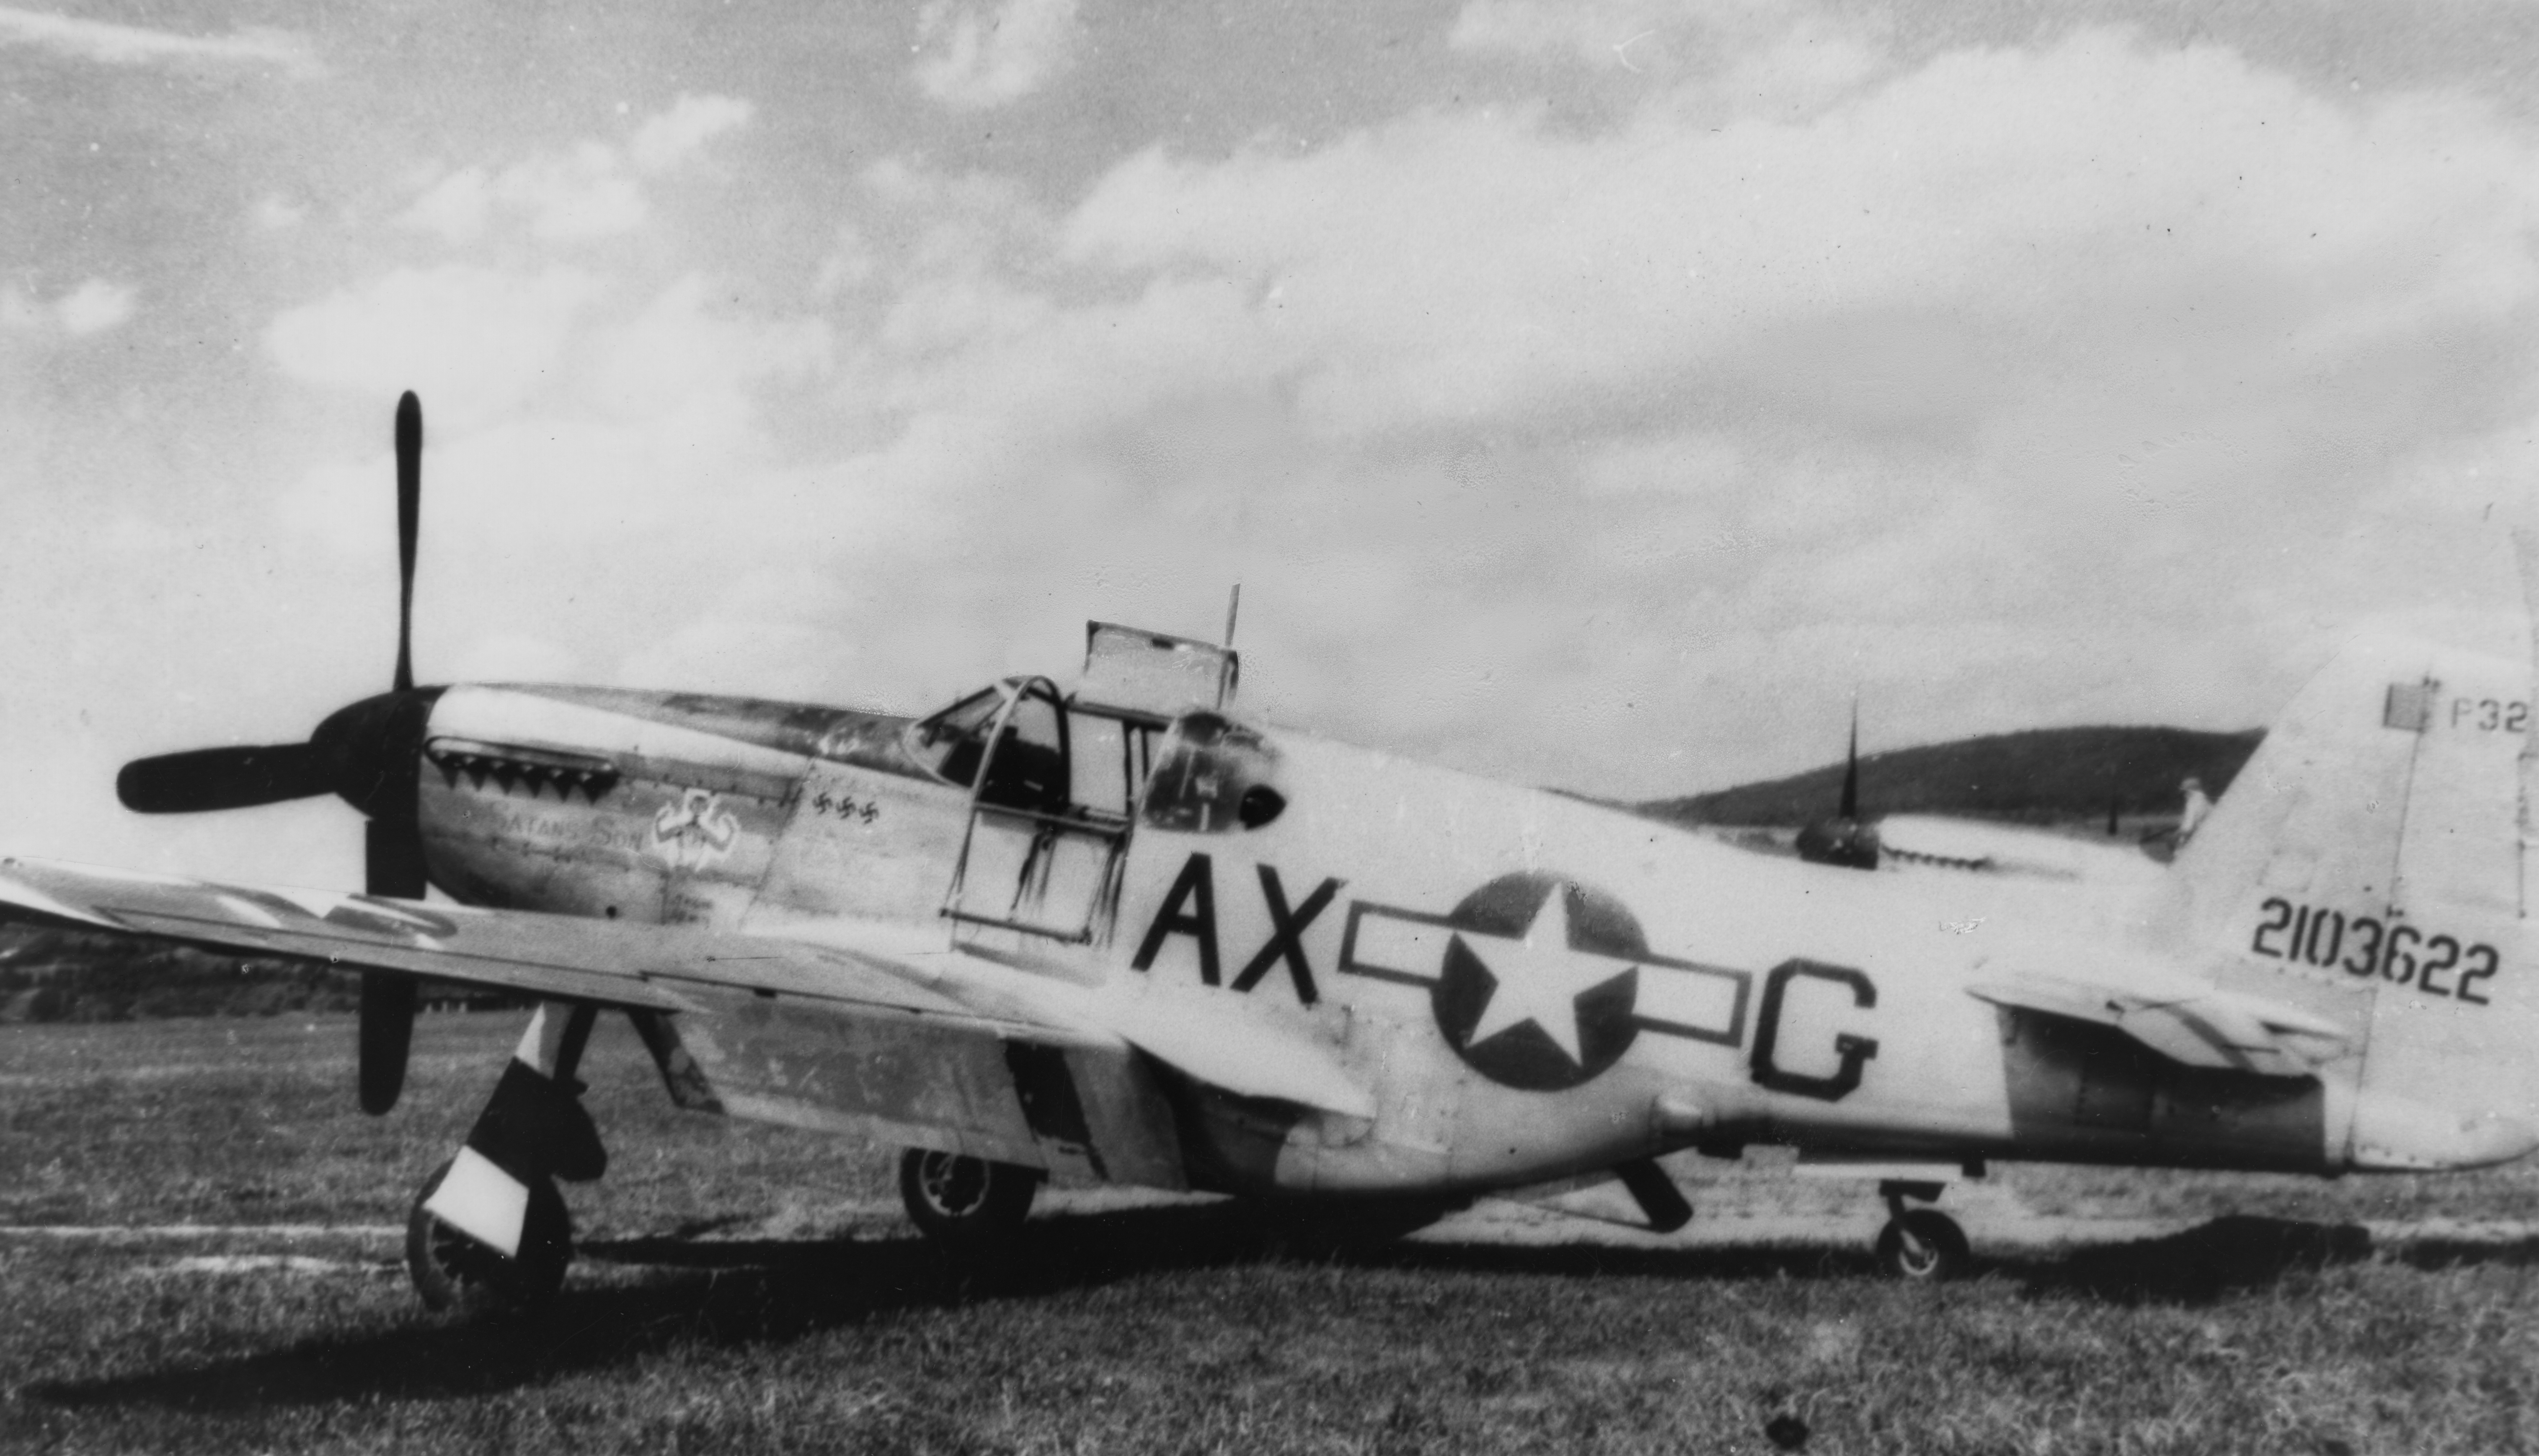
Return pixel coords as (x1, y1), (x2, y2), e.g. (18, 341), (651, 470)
(2162, 630), (2538, 1169)
(2164, 633), (2525, 953)
(2516, 528), (2539, 922)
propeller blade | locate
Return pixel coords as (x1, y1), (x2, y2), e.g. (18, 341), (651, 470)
(358, 973), (417, 1115)
(116, 393), (437, 1112)
(355, 393), (432, 1119)
(116, 744), (331, 813)
(393, 391), (421, 694)
(366, 814), (428, 898)
(359, 816), (427, 1114)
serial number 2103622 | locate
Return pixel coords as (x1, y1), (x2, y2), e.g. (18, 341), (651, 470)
(2250, 897), (2495, 1004)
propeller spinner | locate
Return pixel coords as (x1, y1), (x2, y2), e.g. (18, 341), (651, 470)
(115, 391), (442, 1113)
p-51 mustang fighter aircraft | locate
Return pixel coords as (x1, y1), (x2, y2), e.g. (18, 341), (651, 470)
(7, 394), (2537, 1311)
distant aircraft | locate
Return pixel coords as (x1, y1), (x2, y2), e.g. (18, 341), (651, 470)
(1786, 712), (2183, 885)
(1789, 706), (1881, 870)
(4, 394), (2534, 1312)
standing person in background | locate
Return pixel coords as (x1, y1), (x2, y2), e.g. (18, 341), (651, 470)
(2177, 776), (2214, 845)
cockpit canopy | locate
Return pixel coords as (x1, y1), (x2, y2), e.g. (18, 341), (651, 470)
(904, 677), (1079, 814)
(904, 683), (1284, 833)
(904, 684), (1005, 791)
(903, 619), (1273, 829)
(1077, 621), (1236, 718)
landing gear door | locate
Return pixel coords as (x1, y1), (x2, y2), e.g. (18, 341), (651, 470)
(943, 677), (1131, 946)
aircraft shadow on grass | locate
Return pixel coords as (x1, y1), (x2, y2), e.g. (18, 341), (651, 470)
(27, 1205), (2539, 1413)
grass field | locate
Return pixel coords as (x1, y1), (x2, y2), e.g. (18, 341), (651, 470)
(5, 1015), (2537, 1455)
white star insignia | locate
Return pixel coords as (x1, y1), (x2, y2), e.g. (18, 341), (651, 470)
(1458, 887), (1637, 1064)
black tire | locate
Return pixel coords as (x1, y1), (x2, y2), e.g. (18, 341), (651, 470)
(405, 1157), (573, 1315)
(898, 1149), (1039, 1254)
(1875, 1208), (1970, 1282)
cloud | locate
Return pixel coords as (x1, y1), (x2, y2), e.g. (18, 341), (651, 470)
(399, 96), (751, 245)
(236, 24), (2539, 802)
(253, 194), (306, 231)
(1448, 0), (1880, 105)
(0, 278), (137, 339)
(500, 145), (648, 241)
(263, 263), (872, 707)
(581, 274), (830, 420)
(402, 169), (493, 244)
(752, 27), (2539, 792)
(912, 0), (1081, 110)
(1449, 0), (1697, 65)
(630, 94), (754, 173)
(0, 5), (318, 76)
(265, 266), (604, 429)
(815, 223), (881, 297)
(1061, 30), (2539, 447)
(403, 151), (643, 244)
(53, 279), (133, 336)
(0, 286), (41, 335)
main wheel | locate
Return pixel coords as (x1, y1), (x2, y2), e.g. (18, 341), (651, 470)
(1875, 1207), (1970, 1282)
(405, 1157), (573, 1315)
(899, 1149), (1040, 1254)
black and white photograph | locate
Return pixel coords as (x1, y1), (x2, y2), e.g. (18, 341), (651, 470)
(4, 1), (2536, 1451)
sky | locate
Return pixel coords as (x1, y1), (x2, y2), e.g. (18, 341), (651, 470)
(4, 0), (2539, 888)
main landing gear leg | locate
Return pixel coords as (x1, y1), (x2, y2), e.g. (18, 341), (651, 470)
(898, 1148), (1042, 1262)
(1873, 1179), (1968, 1282)
(406, 1001), (607, 1315)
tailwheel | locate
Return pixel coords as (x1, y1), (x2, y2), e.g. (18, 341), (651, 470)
(899, 1149), (1040, 1257)
(1875, 1206), (1970, 1282)
(405, 1157), (573, 1315)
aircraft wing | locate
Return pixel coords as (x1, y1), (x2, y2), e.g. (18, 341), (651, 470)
(1966, 972), (2355, 1077)
(0, 855), (1023, 1026)
(0, 854), (1371, 1116)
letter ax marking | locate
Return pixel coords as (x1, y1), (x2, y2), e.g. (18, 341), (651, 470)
(1229, 864), (1343, 1004)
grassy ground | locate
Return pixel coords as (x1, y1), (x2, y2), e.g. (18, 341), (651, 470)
(4, 1015), (2536, 1455)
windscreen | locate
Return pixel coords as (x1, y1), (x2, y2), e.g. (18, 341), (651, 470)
(904, 686), (1004, 787)
(1140, 712), (1286, 833)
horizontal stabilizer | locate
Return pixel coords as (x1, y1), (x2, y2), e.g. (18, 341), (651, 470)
(1968, 973), (2354, 1078)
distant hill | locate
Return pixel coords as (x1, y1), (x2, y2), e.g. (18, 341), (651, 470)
(1640, 725), (2265, 829)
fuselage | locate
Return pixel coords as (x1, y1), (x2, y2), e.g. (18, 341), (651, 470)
(395, 675), (2462, 1199)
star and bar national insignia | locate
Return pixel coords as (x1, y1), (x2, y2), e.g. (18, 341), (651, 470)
(1338, 871), (1751, 1091)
